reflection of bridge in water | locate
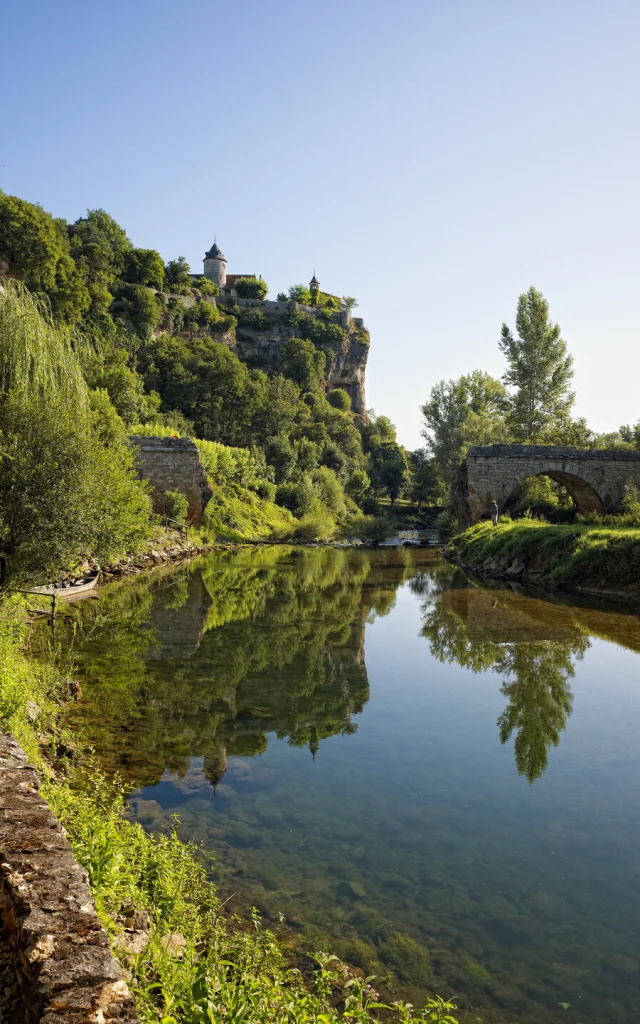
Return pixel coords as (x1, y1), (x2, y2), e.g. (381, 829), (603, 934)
(442, 582), (640, 652)
(458, 444), (640, 525)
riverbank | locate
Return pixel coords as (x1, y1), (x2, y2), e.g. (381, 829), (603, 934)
(448, 519), (640, 601)
(0, 568), (459, 1024)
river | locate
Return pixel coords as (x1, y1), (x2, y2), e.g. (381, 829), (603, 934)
(51, 547), (640, 1023)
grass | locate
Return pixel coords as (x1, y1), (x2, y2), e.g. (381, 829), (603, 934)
(0, 601), (460, 1024)
(200, 484), (297, 543)
(449, 518), (640, 593)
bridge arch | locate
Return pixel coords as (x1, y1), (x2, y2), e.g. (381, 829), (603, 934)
(501, 467), (605, 517)
(459, 445), (640, 527)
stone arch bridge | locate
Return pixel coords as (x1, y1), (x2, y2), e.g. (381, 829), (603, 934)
(457, 444), (640, 526)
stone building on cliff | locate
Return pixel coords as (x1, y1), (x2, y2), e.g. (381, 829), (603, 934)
(189, 238), (369, 415)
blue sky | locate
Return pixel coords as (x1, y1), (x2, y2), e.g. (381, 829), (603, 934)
(2, 0), (639, 448)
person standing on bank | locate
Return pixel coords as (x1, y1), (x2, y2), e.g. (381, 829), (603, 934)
(490, 500), (499, 526)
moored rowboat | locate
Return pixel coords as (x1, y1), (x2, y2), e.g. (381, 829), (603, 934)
(29, 571), (100, 600)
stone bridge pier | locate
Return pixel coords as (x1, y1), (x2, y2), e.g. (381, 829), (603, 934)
(457, 444), (640, 526)
(129, 436), (212, 526)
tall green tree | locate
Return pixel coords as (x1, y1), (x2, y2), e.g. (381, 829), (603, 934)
(68, 209), (132, 317)
(421, 370), (509, 493)
(499, 287), (575, 442)
(0, 191), (90, 324)
(369, 441), (408, 504)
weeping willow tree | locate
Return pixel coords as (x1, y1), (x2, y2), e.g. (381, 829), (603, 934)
(0, 282), (87, 399)
(0, 282), (152, 584)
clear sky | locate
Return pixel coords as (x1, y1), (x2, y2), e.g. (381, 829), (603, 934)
(2, 0), (639, 448)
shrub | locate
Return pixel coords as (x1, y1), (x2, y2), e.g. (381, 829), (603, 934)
(275, 480), (314, 517)
(234, 275), (268, 299)
(196, 439), (264, 490)
(163, 490), (189, 525)
(254, 480), (276, 501)
(345, 468), (371, 502)
(111, 282), (159, 339)
(293, 507), (335, 541)
(328, 388), (352, 411)
(193, 277), (219, 296)
(311, 466), (347, 520)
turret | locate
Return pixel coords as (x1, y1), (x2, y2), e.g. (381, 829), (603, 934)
(309, 272), (320, 305)
(203, 241), (227, 288)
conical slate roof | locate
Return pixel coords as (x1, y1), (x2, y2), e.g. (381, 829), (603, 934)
(205, 241), (226, 260)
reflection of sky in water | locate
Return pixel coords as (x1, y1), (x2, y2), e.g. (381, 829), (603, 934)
(63, 550), (640, 1024)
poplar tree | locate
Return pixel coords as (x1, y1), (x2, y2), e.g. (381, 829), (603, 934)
(499, 287), (574, 442)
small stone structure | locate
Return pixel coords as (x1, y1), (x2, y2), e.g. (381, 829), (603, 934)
(0, 733), (139, 1023)
(130, 436), (212, 526)
(457, 444), (640, 526)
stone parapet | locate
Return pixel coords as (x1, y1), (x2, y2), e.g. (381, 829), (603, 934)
(0, 733), (139, 1023)
(468, 444), (640, 463)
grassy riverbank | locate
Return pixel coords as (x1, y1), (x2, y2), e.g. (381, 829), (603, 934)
(449, 519), (640, 598)
(0, 598), (459, 1024)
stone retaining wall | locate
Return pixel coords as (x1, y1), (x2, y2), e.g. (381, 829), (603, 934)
(0, 734), (139, 1023)
(129, 436), (212, 527)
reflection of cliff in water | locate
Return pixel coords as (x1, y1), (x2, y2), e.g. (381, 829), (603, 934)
(62, 547), (395, 791)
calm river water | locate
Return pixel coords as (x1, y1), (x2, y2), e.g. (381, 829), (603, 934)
(57, 547), (640, 1023)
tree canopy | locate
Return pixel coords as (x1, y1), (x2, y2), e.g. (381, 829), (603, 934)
(500, 287), (575, 443)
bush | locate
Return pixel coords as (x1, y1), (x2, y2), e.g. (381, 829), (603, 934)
(275, 480), (313, 517)
(293, 506), (335, 542)
(311, 466), (347, 520)
(345, 468), (371, 501)
(196, 439), (264, 490)
(234, 276), (268, 299)
(328, 388), (352, 411)
(254, 480), (276, 501)
(193, 277), (219, 296)
(111, 282), (159, 339)
(163, 490), (189, 525)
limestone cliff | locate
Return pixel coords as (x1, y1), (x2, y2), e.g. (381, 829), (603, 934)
(230, 299), (369, 414)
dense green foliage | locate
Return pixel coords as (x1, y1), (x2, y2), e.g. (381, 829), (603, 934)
(234, 275), (268, 299)
(0, 191), (407, 531)
(0, 191), (90, 323)
(0, 284), (152, 583)
(419, 286), (640, 524)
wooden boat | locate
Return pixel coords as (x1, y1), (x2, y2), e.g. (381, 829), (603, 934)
(29, 570), (100, 601)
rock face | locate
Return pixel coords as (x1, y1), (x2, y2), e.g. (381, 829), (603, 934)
(457, 444), (640, 526)
(129, 436), (212, 526)
(229, 300), (369, 415)
(0, 732), (139, 1023)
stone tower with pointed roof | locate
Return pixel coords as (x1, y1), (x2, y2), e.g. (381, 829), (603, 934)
(203, 241), (227, 289)
(309, 272), (320, 305)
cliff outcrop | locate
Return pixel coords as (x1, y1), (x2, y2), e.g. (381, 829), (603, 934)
(163, 296), (370, 415)
(232, 300), (369, 414)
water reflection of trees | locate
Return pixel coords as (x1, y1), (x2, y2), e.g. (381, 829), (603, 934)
(58, 547), (417, 791)
(414, 571), (588, 781)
